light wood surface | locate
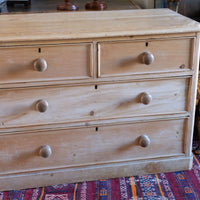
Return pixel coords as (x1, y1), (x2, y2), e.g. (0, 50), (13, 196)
(0, 78), (188, 129)
(0, 9), (200, 43)
(0, 156), (193, 191)
(98, 38), (193, 77)
(0, 119), (185, 175)
(185, 33), (200, 156)
(0, 43), (92, 84)
(0, 9), (199, 191)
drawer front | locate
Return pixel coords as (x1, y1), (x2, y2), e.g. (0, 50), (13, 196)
(0, 78), (188, 129)
(0, 43), (92, 84)
(0, 119), (185, 174)
(98, 38), (193, 77)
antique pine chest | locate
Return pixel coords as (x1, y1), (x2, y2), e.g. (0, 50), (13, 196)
(0, 9), (200, 190)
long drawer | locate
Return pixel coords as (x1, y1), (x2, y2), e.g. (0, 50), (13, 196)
(0, 78), (188, 129)
(98, 38), (193, 77)
(0, 119), (185, 174)
(0, 43), (92, 84)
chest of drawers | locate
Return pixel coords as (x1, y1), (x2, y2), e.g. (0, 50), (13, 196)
(0, 9), (200, 191)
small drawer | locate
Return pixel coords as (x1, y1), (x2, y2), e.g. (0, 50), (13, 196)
(0, 78), (188, 129)
(98, 38), (193, 77)
(0, 43), (93, 84)
(0, 119), (185, 174)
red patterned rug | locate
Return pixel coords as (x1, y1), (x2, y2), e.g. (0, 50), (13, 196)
(1, 145), (200, 200)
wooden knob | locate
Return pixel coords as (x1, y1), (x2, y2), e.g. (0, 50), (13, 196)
(34, 58), (47, 72)
(39, 145), (52, 158)
(138, 135), (150, 148)
(140, 92), (152, 105)
(142, 52), (154, 65)
(36, 99), (48, 113)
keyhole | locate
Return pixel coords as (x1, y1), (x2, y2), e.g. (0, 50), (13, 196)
(145, 42), (149, 47)
(96, 127), (98, 131)
(38, 48), (41, 53)
(95, 85), (98, 89)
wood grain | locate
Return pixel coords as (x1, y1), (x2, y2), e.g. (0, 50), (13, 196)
(98, 38), (193, 77)
(0, 119), (185, 174)
(0, 156), (193, 191)
(0, 78), (188, 129)
(185, 33), (200, 156)
(0, 43), (92, 84)
(0, 9), (199, 43)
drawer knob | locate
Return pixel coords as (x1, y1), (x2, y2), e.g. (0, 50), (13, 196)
(39, 145), (52, 158)
(142, 52), (154, 65)
(36, 99), (48, 113)
(140, 92), (152, 105)
(34, 58), (47, 72)
(138, 135), (150, 148)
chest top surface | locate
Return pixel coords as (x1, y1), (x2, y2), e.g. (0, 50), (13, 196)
(0, 9), (200, 43)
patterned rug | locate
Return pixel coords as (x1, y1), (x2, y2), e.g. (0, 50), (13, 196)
(1, 145), (200, 200)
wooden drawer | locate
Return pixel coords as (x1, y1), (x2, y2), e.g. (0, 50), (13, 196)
(0, 78), (188, 129)
(98, 38), (193, 77)
(0, 119), (185, 174)
(0, 43), (92, 84)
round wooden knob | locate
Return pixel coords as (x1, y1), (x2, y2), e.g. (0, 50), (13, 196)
(142, 52), (154, 65)
(34, 58), (47, 72)
(140, 92), (152, 105)
(138, 135), (150, 148)
(39, 145), (52, 158)
(36, 99), (48, 113)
